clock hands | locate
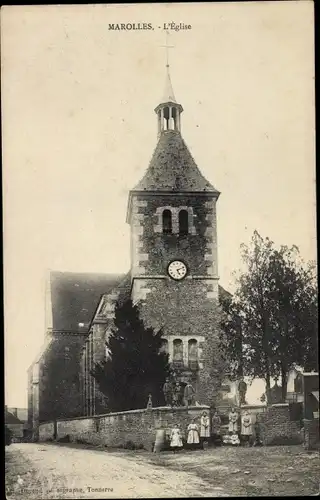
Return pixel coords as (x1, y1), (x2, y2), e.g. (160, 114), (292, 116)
(176, 266), (185, 276)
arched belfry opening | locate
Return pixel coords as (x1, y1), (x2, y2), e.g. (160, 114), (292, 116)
(162, 209), (172, 234)
(179, 210), (189, 236)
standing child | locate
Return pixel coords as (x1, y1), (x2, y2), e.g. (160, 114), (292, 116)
(200, 411), (210, 449)
(187, 418), (200, 449)
(241, 410), (253, 446)
(170, 423), (183, 453)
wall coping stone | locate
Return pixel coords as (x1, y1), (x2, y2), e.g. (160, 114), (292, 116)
(50, 405), (211, 423)
(240, 404), (267, 409)
(271, 403), (289, 408)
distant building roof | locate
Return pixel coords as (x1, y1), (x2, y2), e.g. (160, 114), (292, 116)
(5, 409), (22, 425)
(7, 408), (28, 422)
(132, 130), (219, 194)
(48, 271), (125, 333)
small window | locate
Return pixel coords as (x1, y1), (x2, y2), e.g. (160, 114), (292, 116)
(179, 210), (188, 236)
(160, 339), (169, 354)
(162, 209), (172, 234)
(188, 339), (198, 361)
(173, 339), (183, 362)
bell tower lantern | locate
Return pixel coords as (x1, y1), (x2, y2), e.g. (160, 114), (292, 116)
(155, 65), (183, 135)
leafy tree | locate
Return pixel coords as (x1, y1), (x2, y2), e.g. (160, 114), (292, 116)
(222, 231), (318, 403)
(91, 299), (170, 412)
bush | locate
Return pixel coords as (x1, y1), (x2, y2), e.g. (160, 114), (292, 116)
(124, 440), (136, 450)
(57, 434), (70, 443)
(76, 438), (89, 445)
(267, 435), (302, 446)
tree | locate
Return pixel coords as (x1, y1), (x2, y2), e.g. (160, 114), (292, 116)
(197, 300), (229, 407)
(91, 299), (170, 412)
(222, 231), (318, 403)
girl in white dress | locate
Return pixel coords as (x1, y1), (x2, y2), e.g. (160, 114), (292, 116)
(200, 411), (210, 439)
(187, 419), (200, 447)
(170, 424), (183, 453)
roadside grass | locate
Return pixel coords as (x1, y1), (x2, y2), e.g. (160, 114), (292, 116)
(125, 445), (320, 497)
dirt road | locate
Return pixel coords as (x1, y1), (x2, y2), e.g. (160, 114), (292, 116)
(5, 443), (224, 498)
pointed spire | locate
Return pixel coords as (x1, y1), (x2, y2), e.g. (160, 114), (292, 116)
(155, 31), (183, 135)
(161, 64), (177, 104)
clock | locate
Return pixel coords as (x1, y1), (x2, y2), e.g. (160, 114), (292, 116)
(167, 260), (188, 280)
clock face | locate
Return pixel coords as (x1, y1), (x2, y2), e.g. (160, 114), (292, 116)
(167, 260), (188, 280)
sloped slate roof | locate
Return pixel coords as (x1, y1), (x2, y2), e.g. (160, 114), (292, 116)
(7, 408), (28, 422)
(132, 130), (219, 193)
(5, 410), (22, 425)
(49, 271), (124, 332)
(218, 285), (232, 302)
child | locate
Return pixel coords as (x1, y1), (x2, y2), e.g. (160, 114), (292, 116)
(170, 423), (183, 453)
(187, 419), (200, 449)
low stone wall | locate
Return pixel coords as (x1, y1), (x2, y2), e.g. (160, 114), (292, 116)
(38, 421), (55, 441)
(304, 419), (319, 450)
(38, 403), (305, 449)
(39, 406), (210, 451)
(259, 403), (303, 445)
(240, 404), (266, 426)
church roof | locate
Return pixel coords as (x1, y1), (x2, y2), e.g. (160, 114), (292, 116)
(132, 130), (219, 193)
(48, 271), (124, 333)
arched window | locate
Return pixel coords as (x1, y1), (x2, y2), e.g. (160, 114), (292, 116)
(173, 339), (183, 365)
(179, 210), (189, 236)
(188, 339), (198, 370)
(162, 209), (172, 234)
(160, 339), (168, 354)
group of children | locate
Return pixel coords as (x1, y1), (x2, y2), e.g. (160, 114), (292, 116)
(166, 408), (262, 452)
(169, 411), (210, 452)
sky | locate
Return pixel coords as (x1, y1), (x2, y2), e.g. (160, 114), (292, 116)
(2, 2), (316, 408)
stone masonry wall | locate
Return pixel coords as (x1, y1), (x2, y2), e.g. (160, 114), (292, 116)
(39, 405), (210, 451)
(304, 419), (320, 450)
(130, 193), (218, 280)
(38, 421), (55, 441)
(259, 404), (303, 445)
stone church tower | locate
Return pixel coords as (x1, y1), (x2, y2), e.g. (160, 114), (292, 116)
(126, 66), (221, 390)
(28, 66), (233, 428)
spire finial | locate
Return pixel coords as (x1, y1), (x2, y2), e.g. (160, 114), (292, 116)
(160, 29), (174, 70)
(160, 30), (176, 104)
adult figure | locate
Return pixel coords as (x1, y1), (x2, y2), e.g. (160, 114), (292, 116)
(172, 382), (182, 407)
(170, 423), (183, 453)
(228, 407), (239, 435)
(200, 411), (210, 445)
(253, 413), (263, 446)
(238, 379), (247, 405)
(183, 382), (195, 407)
(211, 410), (222, 445)
(163, 378), (172, 407)
(187, 418), (200, 448)
(241, 410), (253, 446)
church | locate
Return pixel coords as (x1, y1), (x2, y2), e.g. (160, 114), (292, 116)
(28, 63), (235, 435)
